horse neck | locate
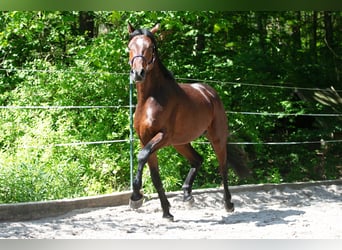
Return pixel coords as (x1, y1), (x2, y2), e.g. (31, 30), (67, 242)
(136, 61), (180, 104)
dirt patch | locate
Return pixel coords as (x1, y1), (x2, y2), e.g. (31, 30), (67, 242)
(0, 182), (341, 239)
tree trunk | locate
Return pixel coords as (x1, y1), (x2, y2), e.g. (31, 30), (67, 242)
(256, 12), (267, 54)
(311, 11), (318, 63)
(291, 11), (302, 62)
(324, 11), (333, 48)
(79, 11), (95, 39)
(323, 11), (340, 82)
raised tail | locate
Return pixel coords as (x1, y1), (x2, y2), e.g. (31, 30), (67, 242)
(227, 143), (251, 178)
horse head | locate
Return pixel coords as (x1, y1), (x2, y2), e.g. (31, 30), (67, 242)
(128, 23), (160, 82)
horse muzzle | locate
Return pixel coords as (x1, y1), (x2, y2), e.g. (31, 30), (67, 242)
(130, 68), (146, 82)
(129, 54), (154, 82)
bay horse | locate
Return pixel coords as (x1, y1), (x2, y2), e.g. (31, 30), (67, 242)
(128, 23), (249, 220)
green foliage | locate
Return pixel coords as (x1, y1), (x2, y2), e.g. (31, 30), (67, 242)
(0, 11), (341, 203)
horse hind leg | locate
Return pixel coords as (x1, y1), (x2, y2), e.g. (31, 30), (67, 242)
(174, 144), (203, 204)
(221, 164), (235, 212)
(206, 129), (234, 212)
(212, 140), (234, 212)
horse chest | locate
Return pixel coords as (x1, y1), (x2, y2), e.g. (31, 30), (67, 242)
(134, 97), (165, 133)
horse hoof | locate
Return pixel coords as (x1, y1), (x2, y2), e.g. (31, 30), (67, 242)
(163, 213), (174, 221)
(129, 197), (144, 209)
(225, 203), (235, 212)
(183, 196), (195, 208)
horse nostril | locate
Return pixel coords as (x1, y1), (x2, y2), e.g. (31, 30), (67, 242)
(130, 68), (145, 81)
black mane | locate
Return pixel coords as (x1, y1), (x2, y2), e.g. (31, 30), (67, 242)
(129, 28), (175, 81)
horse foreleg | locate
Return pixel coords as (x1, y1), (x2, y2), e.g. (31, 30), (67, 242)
(129, 151), (145, 209)
(130, 132), (173, 220)
(130, 133), (163, 208)
(147, 154), (173, 220)
(174, 144), (203, 204)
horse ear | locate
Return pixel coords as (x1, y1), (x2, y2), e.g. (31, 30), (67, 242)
(150, 23), (160, 34)
(128, 22), (135, 34)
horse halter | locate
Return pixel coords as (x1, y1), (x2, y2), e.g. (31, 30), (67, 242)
(129, 46), (156, 67)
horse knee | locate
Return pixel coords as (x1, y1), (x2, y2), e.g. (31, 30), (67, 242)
(138, 133), (163, 164)
(137, 147), (150, 165)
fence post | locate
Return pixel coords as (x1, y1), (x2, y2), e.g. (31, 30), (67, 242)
(129, 77), (134, 191)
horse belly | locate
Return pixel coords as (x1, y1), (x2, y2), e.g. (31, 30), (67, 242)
(170, 83), (221, 144)
(170, 104), (212, 145)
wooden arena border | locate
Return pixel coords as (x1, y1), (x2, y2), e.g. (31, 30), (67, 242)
(0, 179), (341, 222)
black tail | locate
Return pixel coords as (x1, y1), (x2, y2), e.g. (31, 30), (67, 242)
(227, 143), (251, 178)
